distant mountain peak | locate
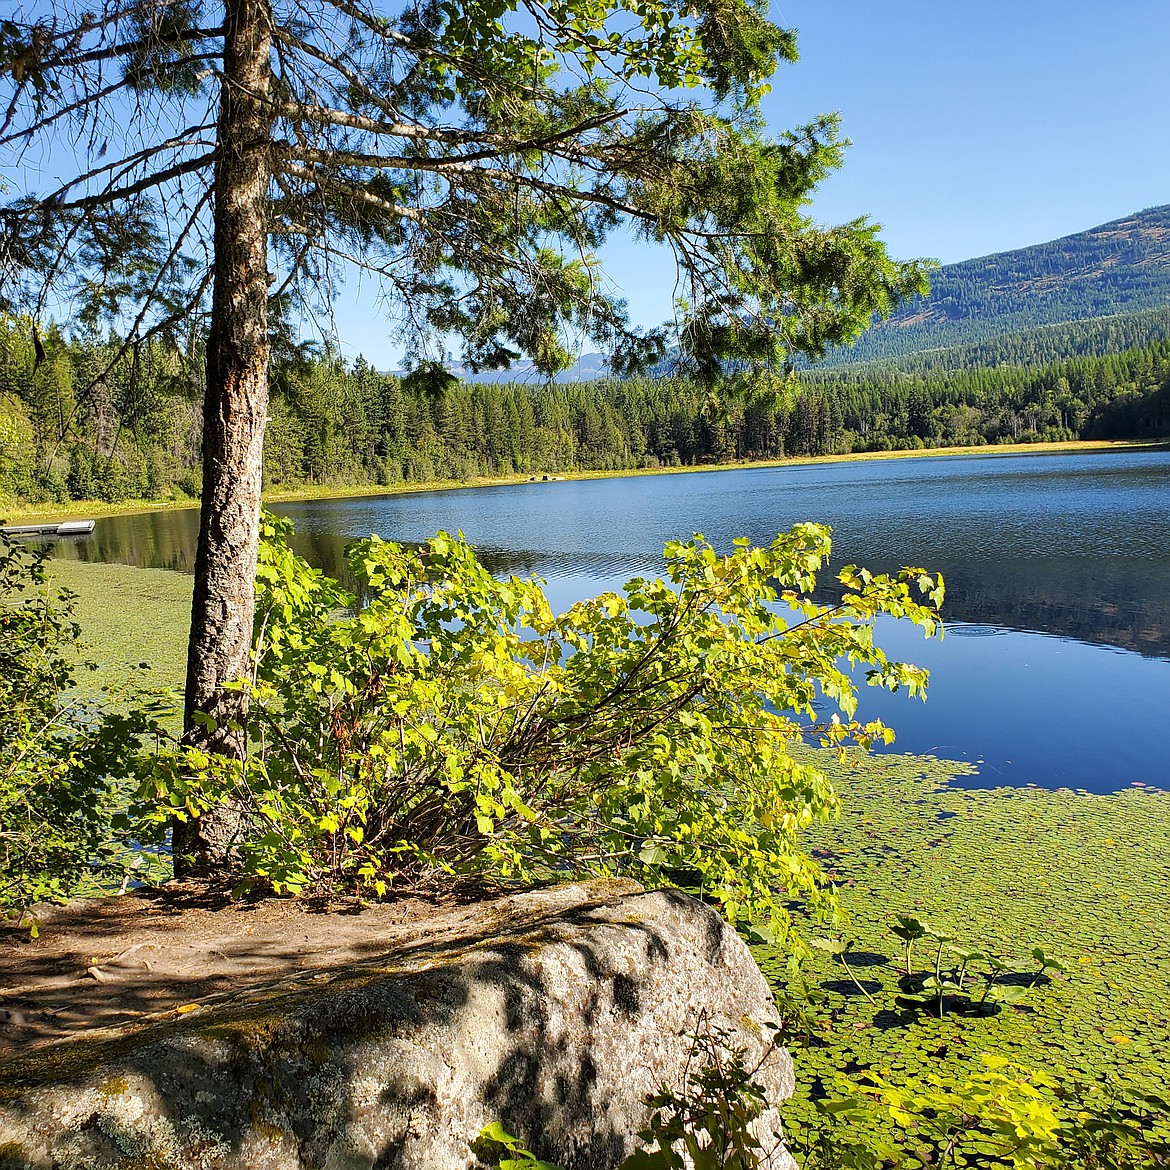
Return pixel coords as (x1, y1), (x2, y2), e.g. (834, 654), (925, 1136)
(815, 204), (1170, 367)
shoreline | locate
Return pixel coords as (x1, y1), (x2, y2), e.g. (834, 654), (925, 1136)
(5, 437), (1166, 524)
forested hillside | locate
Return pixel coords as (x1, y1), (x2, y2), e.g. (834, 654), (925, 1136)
(816, 205), (1170, 366)
(827, 305), (1170, 378)
(3, 313), (1168, 509)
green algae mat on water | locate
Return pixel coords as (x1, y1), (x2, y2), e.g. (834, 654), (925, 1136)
(750, 750), (1170, 1148)
(41, 558), (191, 697)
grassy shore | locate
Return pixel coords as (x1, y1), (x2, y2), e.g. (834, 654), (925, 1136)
(6, 437), (1166, 525)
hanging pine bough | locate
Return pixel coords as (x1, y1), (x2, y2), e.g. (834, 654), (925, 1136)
(137, 516), (943, 936)
(0, 3), (925, 368)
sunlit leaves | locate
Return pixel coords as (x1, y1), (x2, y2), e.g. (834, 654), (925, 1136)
(142, 515), (942, 933)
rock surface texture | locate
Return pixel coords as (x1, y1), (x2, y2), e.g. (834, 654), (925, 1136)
(0, 881), (794, 1170)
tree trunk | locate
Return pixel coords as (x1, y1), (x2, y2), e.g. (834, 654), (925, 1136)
(174, 0), (274, 877)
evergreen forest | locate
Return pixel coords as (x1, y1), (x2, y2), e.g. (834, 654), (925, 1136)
(2, 313), (1169, 509)
(814, 204), (1170, 365)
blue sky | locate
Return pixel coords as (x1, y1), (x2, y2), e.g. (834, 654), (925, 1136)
(11, 1), (1169, 365)
(766, 0), (1170, 264)
(338, 0), (1170, 366)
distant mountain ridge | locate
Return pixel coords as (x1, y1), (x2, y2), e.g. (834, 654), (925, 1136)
(815, 204), (1170, 367)
(804, 305), (1170, 381)
(386, 204), (1170, 381)
(385, 351), (611, 384)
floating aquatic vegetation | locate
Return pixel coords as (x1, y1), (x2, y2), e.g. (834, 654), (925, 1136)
(750, 749), (1170, 1153)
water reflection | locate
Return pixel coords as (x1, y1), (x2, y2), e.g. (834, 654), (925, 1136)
(848, 615), (1170, 794)
(56, 525), (1170, 659)
(55, 506), (202, 574)
(35, 450), (1170, 793)
(42, 449), (1170, 659)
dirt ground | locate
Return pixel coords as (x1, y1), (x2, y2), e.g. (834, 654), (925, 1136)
(0, 880), (600, 1063)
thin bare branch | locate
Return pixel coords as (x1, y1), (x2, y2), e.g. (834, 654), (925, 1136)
(278, 161), (427, 224)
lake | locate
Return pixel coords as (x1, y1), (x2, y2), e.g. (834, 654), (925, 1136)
(45, 448), (1170, 793)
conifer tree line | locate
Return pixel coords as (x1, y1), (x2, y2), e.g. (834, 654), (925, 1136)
(2, 317), (1168, 508)
(806, 335), (1170, 451)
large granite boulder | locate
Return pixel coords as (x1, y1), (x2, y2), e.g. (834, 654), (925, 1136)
(0, 880), (794, 1170)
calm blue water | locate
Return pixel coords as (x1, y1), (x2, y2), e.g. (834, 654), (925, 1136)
(46, 449), (1170, 793)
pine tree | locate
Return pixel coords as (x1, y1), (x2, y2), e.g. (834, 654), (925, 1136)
(1, 0), (925, 871)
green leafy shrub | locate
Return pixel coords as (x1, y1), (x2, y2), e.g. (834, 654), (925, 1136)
(143, 515), (942, 933)
(0, 536), (163, 919)
(621, 1025), (783, 1170)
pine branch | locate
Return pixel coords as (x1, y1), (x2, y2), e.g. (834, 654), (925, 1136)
(38, 150), (217, 215)
(273, 18), (547, 103)
(277, 162), (427, 224)
(275, 103), (501, 145)
(7, 25), (225, 76)
(1, 74), (136, 147)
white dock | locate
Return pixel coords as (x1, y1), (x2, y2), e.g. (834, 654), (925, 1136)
(1, 520), (96, 538)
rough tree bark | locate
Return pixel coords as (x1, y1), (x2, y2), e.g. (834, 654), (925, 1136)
(174, 0), (274, 876)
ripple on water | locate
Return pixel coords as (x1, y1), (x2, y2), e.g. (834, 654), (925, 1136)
(38, 448), (1170, 793)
